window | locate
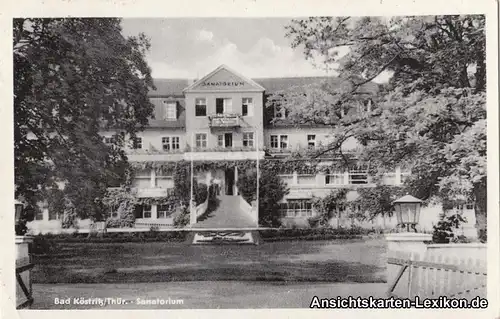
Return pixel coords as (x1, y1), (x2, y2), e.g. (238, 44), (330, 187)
(280, 135), (288, 149)
(466, 203), (474, 210)
(35, 209), (45, 221)
(217, 133), (232, 148)
(349, 167), (368, 184)
(274, 105), (286, 119)
(157, 205), (174, 219)
(325, 171), (345, 185)
(48, 210), (61, 221)
(163, 101), (177, 120)
(132, 137), (142, 149)
(162, 137), (170, 151)
(297, 174), (316, 185)
(142, 205), (152, 219)
(270, 134), (290, 150)
(242, 132), (254, 147)
(363, 99), (372, 112)
(216, 98), (233, 114)
(195, 133), (207, 148)
(242, 98), (253, 116)
(162, 136), (180, 151)
(103, 136), (114, 145)
(279, 200), (313, 218)
(307, 134), (316, 148)
(195, 98), (206, 117)
(270, 135), (278, 148)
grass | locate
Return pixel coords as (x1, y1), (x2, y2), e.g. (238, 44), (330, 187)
(32, 238), (387, 284)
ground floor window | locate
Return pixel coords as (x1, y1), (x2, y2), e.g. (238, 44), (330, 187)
(325, 172), (345, 185)
(157, 204), (175, 219)
(135, 204), (152, 219)
(48, 210), (62, 221)
(349, 166), (368, 184)
(279, 200), (313, 218)
(35, 209), (45, 221)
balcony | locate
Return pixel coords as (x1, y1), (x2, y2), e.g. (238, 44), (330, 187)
(208, 113), (241, 128)
(126, 143), (184, 162)
(184, 145), (266, 161)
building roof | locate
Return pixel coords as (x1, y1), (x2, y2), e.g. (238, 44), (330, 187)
(148, 76), (380, 96)
(148, 79), (190, 97)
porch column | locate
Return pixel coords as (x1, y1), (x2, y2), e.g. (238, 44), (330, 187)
(150, 169), (156, 188)
(234, 166), (238, 195)
(43, 208), (49, 221)
(151, 204), (157, 220)
(344, 170), (349, 185)
(292, 171), (298, 185)
(395, 166), (402, 185)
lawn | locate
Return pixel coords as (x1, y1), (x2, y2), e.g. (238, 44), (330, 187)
(32, 238), (387, 284)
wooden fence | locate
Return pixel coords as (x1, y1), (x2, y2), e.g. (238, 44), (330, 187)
(16, 256), (34, 308)
(387, 250), (487, 299)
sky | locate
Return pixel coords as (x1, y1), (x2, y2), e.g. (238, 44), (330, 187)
(120, 18), (338, 80)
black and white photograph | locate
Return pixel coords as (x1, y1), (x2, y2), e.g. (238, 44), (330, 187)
(5, 1), (499, 316)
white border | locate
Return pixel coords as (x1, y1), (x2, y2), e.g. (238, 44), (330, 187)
(0, 1), (498, 319)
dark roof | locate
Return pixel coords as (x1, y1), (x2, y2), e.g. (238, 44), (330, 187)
(149, 76), (380, 96)
(148, 79), (189, 97)
(254, 77), (335, 94)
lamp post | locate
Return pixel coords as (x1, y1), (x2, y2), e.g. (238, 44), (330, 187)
(15, 199), (25, 235)
(393, 195), (422, 232)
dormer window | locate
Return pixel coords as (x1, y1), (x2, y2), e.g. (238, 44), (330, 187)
(163, 101), (177, 120)
(274, 105), (287, 119)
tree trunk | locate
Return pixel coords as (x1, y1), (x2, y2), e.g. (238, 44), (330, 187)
(475, 48), (486, 92)
(473, 178), (487, 241)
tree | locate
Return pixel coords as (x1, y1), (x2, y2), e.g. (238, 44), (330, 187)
(14, 18), (155, 222)
(312, 189), (348, 227)
(237, 168), (289, 227)
(279, 16), (486, 238)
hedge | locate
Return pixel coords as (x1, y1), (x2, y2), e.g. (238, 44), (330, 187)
(30, 227), (370, 254)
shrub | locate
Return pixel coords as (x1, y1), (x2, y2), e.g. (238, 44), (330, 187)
(238, 168), (289, 228)
(32, 235), (58, 255)
(173, 206), (190, 227)
(432, 213), (466, 244)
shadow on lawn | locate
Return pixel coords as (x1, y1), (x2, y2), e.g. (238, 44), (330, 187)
(34, 261), (385, 284)
(32, 239), (386, 284)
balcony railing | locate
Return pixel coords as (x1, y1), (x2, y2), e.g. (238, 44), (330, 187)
(184, 145), (265, 153)
(126, 143), (183, 155)
(208, 113), (241, 128)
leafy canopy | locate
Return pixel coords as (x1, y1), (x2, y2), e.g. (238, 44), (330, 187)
(14, 18), (155, 221)
(280, 15), (486, 235)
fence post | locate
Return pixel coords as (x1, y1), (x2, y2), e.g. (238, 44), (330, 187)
(385, 232), (431, 298)
(16, 235), (34, 308)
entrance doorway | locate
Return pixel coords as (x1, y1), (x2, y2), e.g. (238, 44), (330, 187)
(224, 168), (235, 195)
(224, 133), (233, 148)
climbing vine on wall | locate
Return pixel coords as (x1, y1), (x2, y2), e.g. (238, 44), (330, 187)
(101, 187), (138, 228)
(130, 158), (353, 176)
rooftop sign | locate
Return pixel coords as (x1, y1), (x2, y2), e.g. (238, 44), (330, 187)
(202, 81), (246, 87)
(184, 65), (265, 92)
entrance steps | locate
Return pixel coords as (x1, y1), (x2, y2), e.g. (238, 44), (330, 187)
(189, 195), (260, 245)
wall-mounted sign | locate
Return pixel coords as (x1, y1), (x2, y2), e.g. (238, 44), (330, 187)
(202, 81), (245, 87)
